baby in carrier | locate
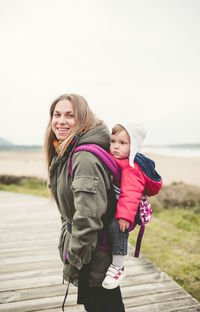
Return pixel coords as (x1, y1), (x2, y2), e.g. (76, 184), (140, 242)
(102, 120), (162, 289)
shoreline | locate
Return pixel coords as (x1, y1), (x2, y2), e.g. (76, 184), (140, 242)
(0, 149), (200, 187)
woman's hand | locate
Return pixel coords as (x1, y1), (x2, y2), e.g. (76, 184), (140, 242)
(118, 219), (130, 232)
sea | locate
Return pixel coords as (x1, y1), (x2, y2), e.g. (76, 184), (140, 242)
(143, 144), (200, 158)
(0, 144), (200, 158)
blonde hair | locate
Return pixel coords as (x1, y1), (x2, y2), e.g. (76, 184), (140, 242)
(44, 94), (102, 175)
(112, 124), (130, 139)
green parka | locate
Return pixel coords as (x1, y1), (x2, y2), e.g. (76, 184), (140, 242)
(49, 123), (115, 287)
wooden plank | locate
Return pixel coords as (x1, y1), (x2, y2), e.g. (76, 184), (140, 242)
(0, 275), (63, 292)
(124, 257), (153, 266)
(0, 254), (60, 266)
(121, 271), (171, 287)
(0, 294), (76, 312)
(0, 284), (70, 304)
(121, 280), (182, 298)
(0, 260), (60, 274)
(125, 297), (200, 312)
(124, 289), (191, 307)
(0, 268), (62, 281)
(34, 306), (85, 312)
(124, 263), (160, 275)
(174, 308), (200, 312)
(0, 240), (58, 251)
(0, 249), (59, 260)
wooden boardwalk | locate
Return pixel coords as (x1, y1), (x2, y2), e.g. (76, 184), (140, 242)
(0, 191), (200, 312)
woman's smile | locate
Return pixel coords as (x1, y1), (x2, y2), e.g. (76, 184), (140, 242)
(57, 127), (69, 133)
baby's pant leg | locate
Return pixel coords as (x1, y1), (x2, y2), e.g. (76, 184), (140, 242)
(108, 218), (129, 255)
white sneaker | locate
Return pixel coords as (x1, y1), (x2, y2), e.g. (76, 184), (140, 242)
(102, 264), (125, 289)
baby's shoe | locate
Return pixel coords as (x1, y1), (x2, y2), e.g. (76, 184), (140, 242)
(102, 264), (125, 289)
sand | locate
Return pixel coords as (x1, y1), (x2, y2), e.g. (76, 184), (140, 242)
(145, 153), (200, 187)
(0, 149), (200, 186)
(0, 149), (46, 180)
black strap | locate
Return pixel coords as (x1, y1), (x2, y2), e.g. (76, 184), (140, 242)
(62, 282), (70, 311)
(66, 223), (72, 234)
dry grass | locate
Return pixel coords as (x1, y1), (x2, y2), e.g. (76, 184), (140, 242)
(0, 175), (49, 197)
(156, 182), (200, 213)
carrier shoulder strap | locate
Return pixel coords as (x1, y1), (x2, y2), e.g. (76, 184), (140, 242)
(69, 143), (121, 233)
(69, 144), (121, 182)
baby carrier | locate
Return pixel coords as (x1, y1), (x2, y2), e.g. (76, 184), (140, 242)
(69, 143), (162, 257)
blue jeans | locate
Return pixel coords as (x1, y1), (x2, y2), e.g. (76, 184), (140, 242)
(108, 218), (129, 255)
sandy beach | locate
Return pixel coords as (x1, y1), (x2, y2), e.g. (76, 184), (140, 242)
(0, 149), (47, 181)
(0, 149), (200, 186)
(145, 153), (200, 187)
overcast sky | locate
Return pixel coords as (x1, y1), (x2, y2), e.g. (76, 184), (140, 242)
(1, 0), (200, 146)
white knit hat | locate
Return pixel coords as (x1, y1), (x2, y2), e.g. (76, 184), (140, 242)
(118, 120), (147, 167)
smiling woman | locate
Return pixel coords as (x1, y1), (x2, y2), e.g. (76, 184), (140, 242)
(43, 93), (125, 312)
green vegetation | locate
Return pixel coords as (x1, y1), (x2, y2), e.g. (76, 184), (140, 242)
(0, 175), (49, 197)
(129, 182), (200, 303)
(0, 176), (200, 302)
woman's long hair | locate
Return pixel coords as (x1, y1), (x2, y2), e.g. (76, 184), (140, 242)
(44, 94), (102, 175)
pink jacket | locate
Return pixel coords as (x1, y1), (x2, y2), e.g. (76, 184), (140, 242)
(111, 155), (163, 223)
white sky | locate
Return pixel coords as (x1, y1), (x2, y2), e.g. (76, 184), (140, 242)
(1, 0), (200, 145)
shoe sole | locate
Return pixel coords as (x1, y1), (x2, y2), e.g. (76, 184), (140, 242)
(102, 275), (125, 290)
(102, 282), (119, 289)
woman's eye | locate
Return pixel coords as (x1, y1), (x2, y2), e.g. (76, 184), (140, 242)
(67, 114), (74, 118)
(53, 113), (60, 117)
(111, 140), (115, 143)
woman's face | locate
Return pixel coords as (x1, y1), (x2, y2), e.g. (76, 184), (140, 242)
(52, 100), (76, 141)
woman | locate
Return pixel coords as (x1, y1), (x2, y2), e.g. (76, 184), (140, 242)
(44, 94), (125, 312)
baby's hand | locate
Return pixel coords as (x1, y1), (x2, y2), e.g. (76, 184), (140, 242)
(118, 219), (130, 232)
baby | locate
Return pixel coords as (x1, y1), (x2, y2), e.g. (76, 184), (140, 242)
(102, 120), (162, 289)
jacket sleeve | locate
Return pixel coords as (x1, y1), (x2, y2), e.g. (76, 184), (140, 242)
(67, 151), (110, 270)
(115, 166), (145, 224)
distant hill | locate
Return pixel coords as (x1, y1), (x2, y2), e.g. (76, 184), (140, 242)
(0, 137), (42, 150)
(0, 137), (14, 146)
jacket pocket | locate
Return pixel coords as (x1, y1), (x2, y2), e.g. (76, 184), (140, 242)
(72, 176), (99, 193)
(63, 261), (79, 286)
(72, 176), (99, 217)
(58, 227), (71, 263)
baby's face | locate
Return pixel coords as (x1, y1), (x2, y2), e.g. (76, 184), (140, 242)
(110, 130), (130, 159)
